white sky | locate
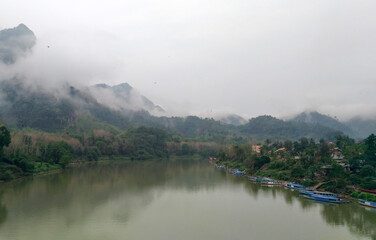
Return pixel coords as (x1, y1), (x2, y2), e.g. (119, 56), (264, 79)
(1, 0), (376, 120)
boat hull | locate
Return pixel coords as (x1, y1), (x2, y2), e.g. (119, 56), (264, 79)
(358, 199), (376, 208)
(304, 195), (344, 204)
(357, 188), (376, 194)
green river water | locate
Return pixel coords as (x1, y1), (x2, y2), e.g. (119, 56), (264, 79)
(0, 160), (375, 240)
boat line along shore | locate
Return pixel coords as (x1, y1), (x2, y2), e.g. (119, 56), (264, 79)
(208, 158), (376, 206)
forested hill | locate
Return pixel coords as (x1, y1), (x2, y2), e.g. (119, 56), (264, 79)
(345, 118), (376, 140)
(289, 111), (353, 136)
(289, 111), (376, 139)
(0, 79), (233, 139)
(0, 78), (344, 141)
(239, 115), (342, 141)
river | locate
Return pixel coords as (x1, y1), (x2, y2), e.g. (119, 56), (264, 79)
(0, 159), (375, 240)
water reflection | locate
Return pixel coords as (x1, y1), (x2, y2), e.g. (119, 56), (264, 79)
(215, 170), (376, 239)
(0, 192), (7, 228)
(0, 160), (375, 240)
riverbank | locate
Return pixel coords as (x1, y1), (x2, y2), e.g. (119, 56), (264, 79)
(209, 159), (364, 202)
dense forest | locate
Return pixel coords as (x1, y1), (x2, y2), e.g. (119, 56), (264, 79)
(215, 134), (376, 193)
(0, 123), (220, 181)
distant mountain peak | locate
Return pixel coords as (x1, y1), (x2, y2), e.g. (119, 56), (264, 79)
(290, 111), (353, 136)
(0, 23), (36, 64)
(113, 82), (132, 89)
(16, 23), (30, 30)
(217, 114), (247, 126)
(94, 83), (111, 89)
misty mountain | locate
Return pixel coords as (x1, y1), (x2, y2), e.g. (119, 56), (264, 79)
(217, 114), (247, 126)
(0, 79), (228, 138)
(0, 79), (131, 131)
(0, 79), (75, 130)
(345, 118), (376, 139)
(239, 115), (342, 141)
(92, 83), (164, 114)
(289, 111), (354, 136)
(0, 77), (349, 142)
(0, 78), (347, 142)
(0, 24), (36, 64)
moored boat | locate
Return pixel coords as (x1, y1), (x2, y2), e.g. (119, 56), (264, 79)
(250, 176), (261, 183)
(300, 190), (338, 198)
(358, 199), (376, 208)
(260, 178), (280, 185)
(284, 183), (306, 190)
(229, 169), (245, 176)
(304, 193), (344, 204)
(299, 189), (315, 195)
(214, 164), (227, 171)
(357, 188), (376, 194)
(249, 176), (258, 181)
(217, 166), (226, 171)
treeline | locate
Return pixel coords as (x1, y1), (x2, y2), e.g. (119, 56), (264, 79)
(0, 125), (217, 181)
(239, 115), (342, 141)
(216, 134), (376, 193)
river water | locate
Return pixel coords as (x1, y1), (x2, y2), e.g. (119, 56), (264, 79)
(0, 160), (375, 240)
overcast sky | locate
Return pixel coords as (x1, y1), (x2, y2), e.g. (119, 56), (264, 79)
(1, 0), (376, 120)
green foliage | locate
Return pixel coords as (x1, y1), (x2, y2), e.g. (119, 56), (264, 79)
(239, 115), (341, 141)
(86, 147), (99, 161)
(352, 192), (376, 202)
(349, 174), (362, 185)
(327, 163), (348, 178)
(302, 179), (315, 187)
(364, 134), (376, 166)
(335, 135), (355, 150)
(359, 177), (376, 190)
(125, 126), (168, 160)
(269, 161), (286, 170)
(0, 163), (22, 180)
(359, 165), (375, 178)
(214, 133), (376, 193)
(292, 112), (353, 136)
(254, 156), (270, 169)
(323, 179), (348, 193)
(181, 144), (190, 155)
(0, 126), (11, 149)
(32, 162), (61, 173)
(39, 141), (73, 164)
(291, 166), (305, 178)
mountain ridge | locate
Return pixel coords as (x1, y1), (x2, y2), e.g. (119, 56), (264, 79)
(93, 82), (165, 114)
(289, 111), (376, 139)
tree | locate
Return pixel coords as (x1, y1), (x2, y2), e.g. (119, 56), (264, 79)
(254, 155), (270, 169)
(364, 134), (376, 166)
(284, 140), (293, 152)
(181, 144), (190, 155)
(291, 166), (305, 178)
(0, 126), (11, 149)
(0, 126), (11, 160)
(335, 135), (355, 150)
(359, 165), (375, 178)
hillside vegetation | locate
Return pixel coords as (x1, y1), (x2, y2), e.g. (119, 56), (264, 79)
(215, 134), (376, 193)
